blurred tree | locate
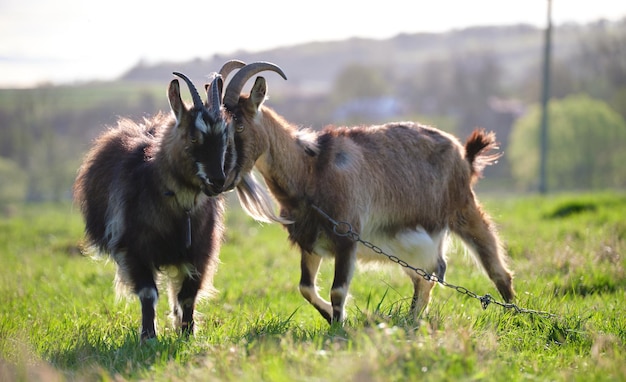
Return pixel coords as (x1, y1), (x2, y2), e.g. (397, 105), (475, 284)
(397, 58), (455, 117)
(0, 157), (27, 205)
(0, 84), (168, 202)
(331, 64), (391, 104)
(577, 19), (626, 119)
(449, 53), (504, 136)
(397, 52), (506, 138)
(518, 19), (626, 118)
(508, 94), (626, 191)
(520, 59), (582, 103)
(399, 52), (505, 137)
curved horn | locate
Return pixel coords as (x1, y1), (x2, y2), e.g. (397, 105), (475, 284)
(223, 62), (287, 110)
(219, 60), (246, 83)
(206, 75), (223, 121)
(172, 72), (204, 110)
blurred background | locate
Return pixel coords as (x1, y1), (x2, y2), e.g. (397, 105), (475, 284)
(1, 0), (625, 207)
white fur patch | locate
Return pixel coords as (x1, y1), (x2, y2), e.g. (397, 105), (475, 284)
(195, 114), (208, 134)
(299, 285), (332, 317)
(161, 263), (217, 303)
(330, 286), (350, 321)
(357, 227), (447, 274)
(330, 285), (349, 304)
(212, 120), (226, 135)
(112, 251), (132, 299)
(104, 190), (125, 250)
(311, 235), (335, 258)
(295, 128), (320, 155)
(196, 162), (209, 184)
(138, 287), (158, 304)
(295, 128), (317, 143)
(253, 109), (264, 124)
(235, 173), (292, 224)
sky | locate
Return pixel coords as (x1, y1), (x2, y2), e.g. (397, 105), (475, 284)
(1, 0), (625, 88)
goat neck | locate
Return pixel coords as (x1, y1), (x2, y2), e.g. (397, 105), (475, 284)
(236, 77), (315, 206)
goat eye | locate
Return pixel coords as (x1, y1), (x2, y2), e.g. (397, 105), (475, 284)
(190, 132), (202, 144)
(236, 125), (245, 133)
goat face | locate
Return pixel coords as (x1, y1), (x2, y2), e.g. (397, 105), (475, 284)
(221, 62), (287, 179)
(229, 80), (271, 177)
(168, 73), (237, 196)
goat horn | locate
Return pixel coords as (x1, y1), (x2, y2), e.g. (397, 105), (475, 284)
(223, 62), (287, 110)
(219, 60), (246, 83)
(207, 75), (223, 121)
(173, 72), (204, 110)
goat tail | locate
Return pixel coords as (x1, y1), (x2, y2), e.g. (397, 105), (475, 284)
(464, 128), (502, 181)
(235, 172), (294, 225)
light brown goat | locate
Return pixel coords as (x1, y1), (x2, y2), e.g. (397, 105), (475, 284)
(225, 62), (515, 324)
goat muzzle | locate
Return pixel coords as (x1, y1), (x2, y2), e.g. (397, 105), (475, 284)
(202, 176), (226, 196)
(222, 167), (240, 192)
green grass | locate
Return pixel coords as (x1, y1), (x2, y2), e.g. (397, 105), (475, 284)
(1, 192), (625, 381)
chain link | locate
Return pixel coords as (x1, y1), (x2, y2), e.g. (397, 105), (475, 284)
(312, 204), (555, 318)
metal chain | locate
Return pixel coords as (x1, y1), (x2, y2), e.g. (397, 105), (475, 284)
(311, 204), (555, 318)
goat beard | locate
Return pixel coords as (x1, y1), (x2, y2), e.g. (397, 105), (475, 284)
(223, 167), (240, 192)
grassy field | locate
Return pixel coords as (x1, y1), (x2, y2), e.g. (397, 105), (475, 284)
(0, 192), (625, 381)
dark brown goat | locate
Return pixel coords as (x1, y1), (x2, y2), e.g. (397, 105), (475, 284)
(224, 62), (515, 325)
(73, 73), (236, 340)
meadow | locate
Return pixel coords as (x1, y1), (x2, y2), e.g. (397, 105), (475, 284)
(0, 191), (624, 381)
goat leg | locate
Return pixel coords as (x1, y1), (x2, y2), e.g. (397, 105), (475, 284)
(451, 201), (515, 302)
(407, 275), (435, 320)
(299, 251), (333, 323)
(177, 276), (202, 337)
(138, 286), (158, 341)
(329, 246), (357, 324)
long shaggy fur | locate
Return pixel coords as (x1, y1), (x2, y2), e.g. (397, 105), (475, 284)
(75, 114), (222, 297)
(74, 74), (234, 340)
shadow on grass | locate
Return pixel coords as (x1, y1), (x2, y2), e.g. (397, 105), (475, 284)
(46, 305), (336, 379)
(544, 201), (597, 219)
(46, 330), (193, 379)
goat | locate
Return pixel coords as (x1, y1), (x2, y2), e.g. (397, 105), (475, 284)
(224, 61), (516, 325)
(73, 72), (237, 340)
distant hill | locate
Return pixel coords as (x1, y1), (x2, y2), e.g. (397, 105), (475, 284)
(119, 23), (583, 95)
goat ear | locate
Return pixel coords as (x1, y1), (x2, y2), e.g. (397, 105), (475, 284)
(250, 76), (267, 110)
(167, 79), (185, 121)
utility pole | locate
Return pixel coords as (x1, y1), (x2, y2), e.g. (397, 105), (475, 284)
(539, 0), (553, 194)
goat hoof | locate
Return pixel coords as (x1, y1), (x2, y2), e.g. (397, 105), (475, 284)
(140, 329), (156, 343)
(180, 322), (194, 338)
